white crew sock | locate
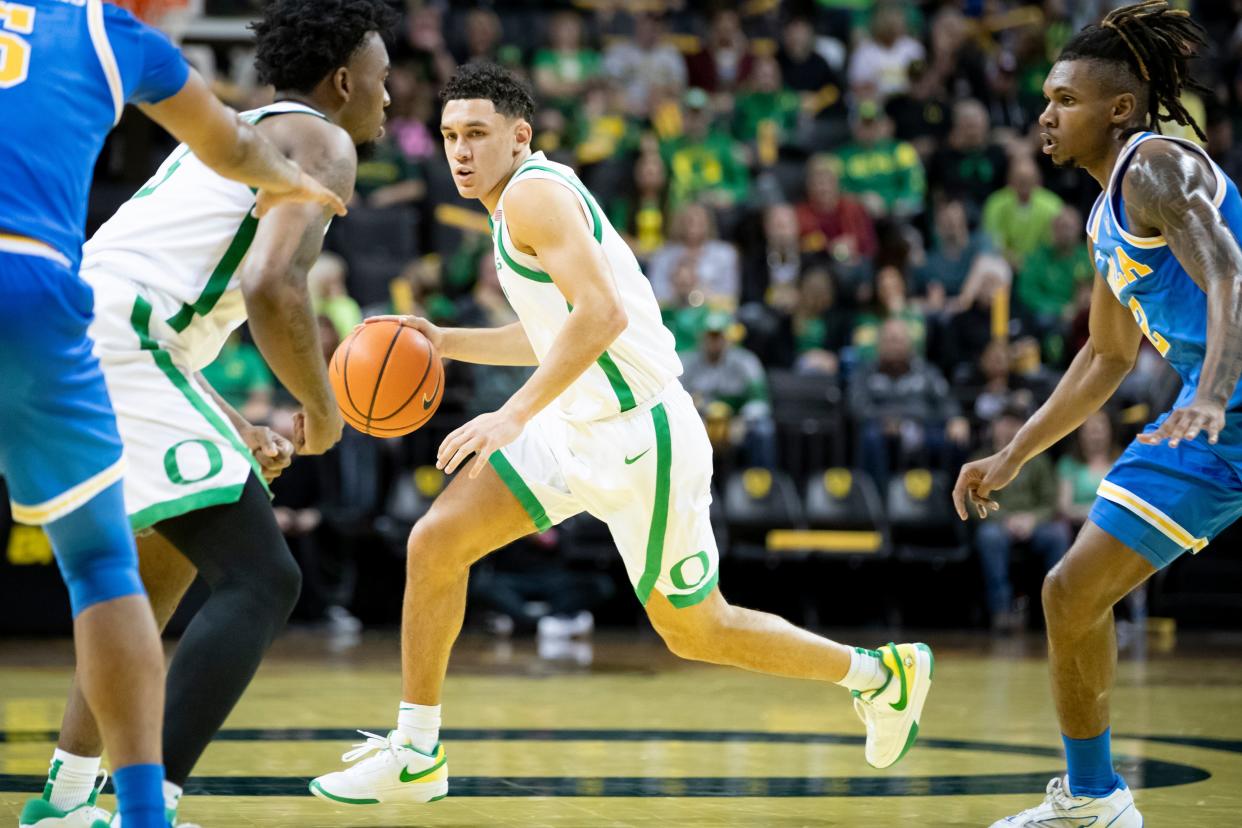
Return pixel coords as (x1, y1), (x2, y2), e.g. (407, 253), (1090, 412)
(835, 647), (891, 693)
(45, 749), (101, 811)
(163, 780), (183, 815)
(397, 702), (441, 754)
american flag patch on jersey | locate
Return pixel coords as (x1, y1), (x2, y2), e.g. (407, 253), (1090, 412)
(493, 208), (503, 223)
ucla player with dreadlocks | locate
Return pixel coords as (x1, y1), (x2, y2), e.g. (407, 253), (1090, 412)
(954, 2), (1236, 826)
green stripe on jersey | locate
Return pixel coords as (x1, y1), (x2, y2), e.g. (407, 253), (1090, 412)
(130, 296), (269, 493)
(512, 164), (604, 243)
(165, 212), (259, 332)
(635, 402), (673, 605)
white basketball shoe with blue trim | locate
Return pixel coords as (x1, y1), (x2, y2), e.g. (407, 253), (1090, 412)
(990, 775), (1143, 827)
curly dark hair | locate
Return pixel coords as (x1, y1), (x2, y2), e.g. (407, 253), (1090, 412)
(251, 0), (398, 94)
(1058, 0), (1209, 140)
(439, 62), (536, 122)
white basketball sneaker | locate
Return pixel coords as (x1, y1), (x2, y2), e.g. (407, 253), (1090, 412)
(19, 770), (110, 828)
(990, 775), (1143, 827)
(852, 642), (934, 769)
(18, 799), (109, 828)
(310, 730), (448, 805)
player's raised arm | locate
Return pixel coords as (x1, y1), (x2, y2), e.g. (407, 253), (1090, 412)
(139, 69), (346, 217)
(238, 117), (357, 455)
(1124, 143), (1242, 447)
(953, 271), (1142, 519)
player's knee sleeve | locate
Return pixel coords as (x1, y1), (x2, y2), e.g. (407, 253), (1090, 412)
(247, 544), (301, 620)
(45, 480), (144, 616)
(158, 474), (301, 622)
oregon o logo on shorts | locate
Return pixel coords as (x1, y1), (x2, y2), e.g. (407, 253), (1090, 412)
(163, 439), (224, 485)
(670, 551), (710, 590)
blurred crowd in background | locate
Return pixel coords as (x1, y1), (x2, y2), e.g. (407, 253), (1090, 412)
(16, 0), (1240, 640)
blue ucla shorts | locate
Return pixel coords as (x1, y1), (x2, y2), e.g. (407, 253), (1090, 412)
(1090, 410), (1242, 569)
(0, 246), (126, 525)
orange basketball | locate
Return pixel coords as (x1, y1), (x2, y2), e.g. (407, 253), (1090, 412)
(329, 320), (444, 437)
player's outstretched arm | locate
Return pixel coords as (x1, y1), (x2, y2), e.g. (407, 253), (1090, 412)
(364, 317), (537, 366)
(238, 117), (358, 456)
(1125, 143), (1242, 446)
(139, 69), (346, 217)
(953, 274), (1141, 519)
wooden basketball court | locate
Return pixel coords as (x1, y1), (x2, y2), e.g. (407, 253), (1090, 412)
(2, 630), (1239, 826)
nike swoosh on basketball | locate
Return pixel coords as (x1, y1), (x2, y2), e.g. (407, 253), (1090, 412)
(422, 372), (442, 410)
(624, 449), (650, 464)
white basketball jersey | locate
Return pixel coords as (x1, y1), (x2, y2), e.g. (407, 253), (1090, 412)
(80, 101), (328, 371)
(491, 152), (681, 422)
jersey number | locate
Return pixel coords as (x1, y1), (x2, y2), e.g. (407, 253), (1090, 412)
(0, 2), (35, 89)
(1108, 246), (1170, 356)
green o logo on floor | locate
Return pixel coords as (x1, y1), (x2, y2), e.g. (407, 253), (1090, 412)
(669, 551), (710, 590)
(164, 439), (224, 485)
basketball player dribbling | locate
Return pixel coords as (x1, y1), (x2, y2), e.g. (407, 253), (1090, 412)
(311, 62), (934, 807)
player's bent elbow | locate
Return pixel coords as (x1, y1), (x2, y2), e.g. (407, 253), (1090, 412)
(600, 305), (629, 342)
(241, 266), (303, 309)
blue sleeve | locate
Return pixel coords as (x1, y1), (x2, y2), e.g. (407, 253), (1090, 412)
(103, 4), (190, 105)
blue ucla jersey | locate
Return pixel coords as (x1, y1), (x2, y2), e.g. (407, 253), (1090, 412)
(1088, 131), (1242, 414)
(0, 0), (188, 267)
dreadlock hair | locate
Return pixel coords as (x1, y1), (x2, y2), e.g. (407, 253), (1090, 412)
(440, 62), (536, 122)
(1058, 0), (1209, 140)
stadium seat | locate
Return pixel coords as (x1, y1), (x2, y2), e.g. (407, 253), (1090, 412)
(722, 467), (803, 558)
(768, 467), (889, 559)
(886, 469), (970, 566)
(331, 205), (419, 307)
(767, 369), (846, 480)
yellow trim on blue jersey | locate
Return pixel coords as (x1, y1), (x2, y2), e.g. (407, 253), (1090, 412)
(9, 456), (127, 526)
(1087, 197), (1105, 244)
(1096, 480), (1207, 554)
(0, 233), (70, 266)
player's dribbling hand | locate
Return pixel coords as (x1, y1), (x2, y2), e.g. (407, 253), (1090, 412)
(952, 451), (1022, 520)
(1137, 397), (1225, 448)
(362, 315), (445, 354)
(294, 406), (344, 456)
(437, 407), (525, 479)
(241, 425), (295, 482)
(254, 169), (348, 219)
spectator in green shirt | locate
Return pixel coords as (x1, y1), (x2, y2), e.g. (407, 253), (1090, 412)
(982, 159), (1064, 267)
(661, 87), (750, 210)
(851, 265), (927, 362)
(309, 252), (363, 341)
(532, 11), (601, 118)
(1057, 410), (1120, 529)
(608, 151), (670, 259)
(202, 330), (274, 424)
(659, 257), (712, 353)
(1016, 206), (1094, 333)
(681, 311), (776, 468)
(733, 56), (803, 143)
(826, 101), (925, 218)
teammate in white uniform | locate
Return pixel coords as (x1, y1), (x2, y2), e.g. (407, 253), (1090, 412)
(19, 2), (396, 826)
(310, 62), (935, 808)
